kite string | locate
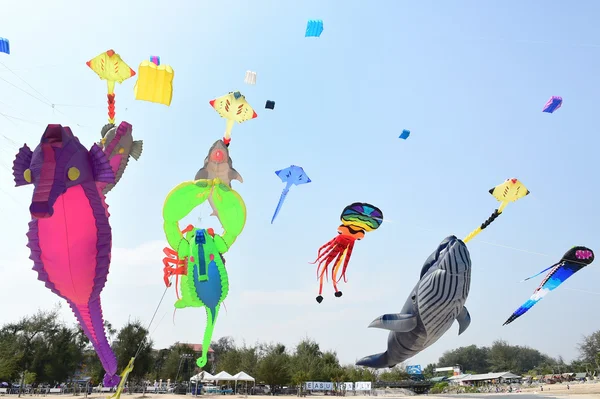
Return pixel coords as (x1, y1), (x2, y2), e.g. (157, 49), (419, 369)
(133, 282), (170, 359)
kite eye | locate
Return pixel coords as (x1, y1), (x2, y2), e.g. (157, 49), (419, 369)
(24, 169), (32, 183)
(118, 148), (125, 154)
(68, 167), (80, 181)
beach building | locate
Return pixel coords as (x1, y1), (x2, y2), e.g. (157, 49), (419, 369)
(457, 372), (521, 386)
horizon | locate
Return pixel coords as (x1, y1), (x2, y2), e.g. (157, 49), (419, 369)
(1, 0), (599, 371)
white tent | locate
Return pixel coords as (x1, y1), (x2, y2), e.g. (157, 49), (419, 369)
(233, 371), (255, 382)
(213, 371), (235, 381)
(190, 371), (215, 382)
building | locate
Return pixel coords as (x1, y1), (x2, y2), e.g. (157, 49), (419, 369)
(177, 342), (216, 364)
(456, 372), (521, 386)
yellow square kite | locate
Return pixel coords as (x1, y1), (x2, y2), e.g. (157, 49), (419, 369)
(134, 60), (174, 106)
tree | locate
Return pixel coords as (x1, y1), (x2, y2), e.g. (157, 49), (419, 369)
(161, 343), (197, 380)
(379, 364), (409, 382)
(422, 363), (436, 379)
(257, 344), (290, 394)
(437, 345), (490, 373)
(112, 320), (154, 383)
(578, 330), (600, 368)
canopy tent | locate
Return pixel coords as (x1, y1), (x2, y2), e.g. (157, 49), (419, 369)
(190, 371), (215, 382)
(233, 372), (255, 382)
(213, 371), (235, 381)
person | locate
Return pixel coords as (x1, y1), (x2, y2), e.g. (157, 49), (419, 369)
(567, 384), (570, 390)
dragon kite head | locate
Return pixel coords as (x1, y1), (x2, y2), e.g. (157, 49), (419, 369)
(13, 124), (114, 218)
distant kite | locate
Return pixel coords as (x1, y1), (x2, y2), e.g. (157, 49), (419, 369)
(134, 57), (174, 106)
(271, 165), (311, 224)
(244, 71), (257, 85)
(265, 100), (275, 110)
(306, 20), (323, 37)
(399, 129), (410, 140)
(0, 37), (10, 55)
(543, 96), (562, 113)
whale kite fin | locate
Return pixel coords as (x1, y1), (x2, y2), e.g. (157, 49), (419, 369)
(368, 313), (417, 332)
(456, 306), (471, 335)
(355, 351), (392, 368)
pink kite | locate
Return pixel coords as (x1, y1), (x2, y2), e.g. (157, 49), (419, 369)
(12, 125), (121, 386)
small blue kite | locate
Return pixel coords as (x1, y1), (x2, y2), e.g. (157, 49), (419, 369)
(305, 20), (323, 38)
(271, 165), (311, 224)
(399, 129), (410, 140)
(0, 38), (10, 55)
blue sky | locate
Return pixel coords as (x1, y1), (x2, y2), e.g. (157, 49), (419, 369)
(1, 0), (600, 371)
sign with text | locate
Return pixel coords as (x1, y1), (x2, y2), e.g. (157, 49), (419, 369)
(354, 381), (372, 391)
(335, 382), (354, 391)
(305, 382), (333, 391)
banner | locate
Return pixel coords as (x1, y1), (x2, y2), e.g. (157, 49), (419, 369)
(406, 365), (422, 375)
(305, 382), (333, 391)
(354, 381), (372, 391)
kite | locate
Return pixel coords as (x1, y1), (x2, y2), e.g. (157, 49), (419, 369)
(399, 129), (410, 140)
(209, 91), (257, 146)
(195, 139), (243, 218)
(265, 100), (275, 110)
(0, 37), (9, 55)
(87, 50), (136, 123)
(244, 71), (256, 85)
(311, 202), (383, 303)
(97, 121), (143, 195)
(305, 20), (324, 37)
(271, 165), (311, 224)
(356, 178), (530, 369)
(12, 124), (121, 386)
(543, 96), (562, 113)
(503, 246), (594, 326)
(134, 58), (174, 106)
(161, 178), (246, 367)
(463, 178), (529, 243)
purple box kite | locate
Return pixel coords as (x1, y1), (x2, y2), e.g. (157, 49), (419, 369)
(543, 96), (562, 113)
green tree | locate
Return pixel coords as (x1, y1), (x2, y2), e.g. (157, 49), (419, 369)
(379, 364), (409, 382)
(436, 345), (490, 373)
(422, 363), (436, 379)
(257, 344), (290, 393)
(161, 343), (197, 380)
(578, 330), (600, 369)
(113, 320), (154, 383)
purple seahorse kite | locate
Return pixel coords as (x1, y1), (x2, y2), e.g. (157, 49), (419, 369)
(12, 125), (121, 386)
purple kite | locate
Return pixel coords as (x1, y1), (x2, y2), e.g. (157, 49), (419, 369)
(542, 96), (562, 113)
(13, 125), (122, 387)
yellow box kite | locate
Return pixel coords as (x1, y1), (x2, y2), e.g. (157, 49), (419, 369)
(134, 60), (174, 106)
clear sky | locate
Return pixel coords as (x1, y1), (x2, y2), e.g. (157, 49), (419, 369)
(1, 0), (600, 371)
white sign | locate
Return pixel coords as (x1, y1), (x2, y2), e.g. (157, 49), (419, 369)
(335, 382), (353, 391)
(354, 381), (372, 391)
(305, 381), (333, 390)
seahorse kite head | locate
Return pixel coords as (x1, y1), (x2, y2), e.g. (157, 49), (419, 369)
(13, 124), (121, 387)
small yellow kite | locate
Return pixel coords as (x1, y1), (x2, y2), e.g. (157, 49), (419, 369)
(134, 57), (174, 106)
(87, 49), (136, 123)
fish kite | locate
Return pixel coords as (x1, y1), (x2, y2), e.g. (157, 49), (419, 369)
(311, 202), (383, 303)
(195, 139), (243, 219)
(0, 37), (9, 55)
(305, 20), (324, 37)
(13, 124), (121, 386)
(355, 179), (530, 368)
(209, 91), (257, 146)
(503, 246), (594, 326)
(244, 71), (256, 85)
(87, 50), (136, 123)
(399, 129), (410, 140)
(98, 121), (143, 195)
(271, 165), (311, 224)
(162, 179), (246, 368)
(542, 96), (562, 113)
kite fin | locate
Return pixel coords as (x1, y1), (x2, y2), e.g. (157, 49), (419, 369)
(456, 305), (471, 335)
(130, 140), (143, 160)
(520, 264), (555, 282)
(355, 351), (392, 368)
(368, 313), (417, 332)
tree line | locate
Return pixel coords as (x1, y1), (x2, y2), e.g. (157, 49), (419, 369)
(1, 307), (598, 389)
